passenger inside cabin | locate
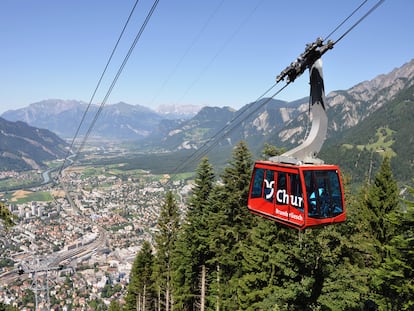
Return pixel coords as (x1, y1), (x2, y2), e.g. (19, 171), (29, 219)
(309, 187), (329, 218)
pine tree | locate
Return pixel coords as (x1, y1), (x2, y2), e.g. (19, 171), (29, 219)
(376, 183), (414, 310)
(124, 241), (155, 311)
(154, 191), (180, 311)
(173, 157), (216, 310)
(206, 141), (255, 309)
(363, 157), (401, 308)
(237, 218), (296, 310)
(364, 157), (399, 246)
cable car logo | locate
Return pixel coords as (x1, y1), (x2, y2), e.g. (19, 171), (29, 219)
(264, 180), (274, 199)
(264, 181), (304, 209)
(276, 189), (304, 208)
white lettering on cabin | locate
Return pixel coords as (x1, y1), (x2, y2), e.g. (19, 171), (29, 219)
(275, 208), (304, 221)
(289, 213), (303, 221)
(264, 180), (274, 199)
(275, 208), (288, 217)
(276, 189), (303, 208)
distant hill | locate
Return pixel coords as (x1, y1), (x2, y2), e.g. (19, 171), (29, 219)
(1, 100), (200, 140)
(140, 98), (306, 153)
(0, 117), (68, 171)
(321, 82), (414, 185)
(1, 59), (413, 185)
(143, 59), (414, 153)
(138, 58), (414, 185)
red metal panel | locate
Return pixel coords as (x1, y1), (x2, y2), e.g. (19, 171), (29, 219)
(248, 161), (346, 230)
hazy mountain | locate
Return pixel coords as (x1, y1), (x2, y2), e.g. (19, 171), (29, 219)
(0, 117), (68, 171)
(1, 58), (413, 183)
(141, 98), (306, 152)
(2, 101), (165, 140)
(3, 59), (412, 146)
(155, 104), (202, 119)
(140, 59), (414, 155)
(138, 58), (414, 185)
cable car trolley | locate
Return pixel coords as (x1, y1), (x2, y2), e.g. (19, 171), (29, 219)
(248, 39), (346, 230)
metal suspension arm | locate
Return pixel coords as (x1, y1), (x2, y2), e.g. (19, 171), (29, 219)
(271, 44), (331, 165)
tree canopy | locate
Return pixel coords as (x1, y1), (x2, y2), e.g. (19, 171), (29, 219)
(122, 143), (411, 310)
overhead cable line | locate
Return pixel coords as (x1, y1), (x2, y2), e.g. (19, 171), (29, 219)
(77, 0), (160, 157)
(185, 84), (291, 168)
(323, 0), (369, 41)
(57, 0), (141, 178)
(59, 0), (160, 178)
(172, 81), (280, 174)
(173, 0), (265, 106)
(170, 0), (386, 175)
(331, 0), (385, 46)
(148, 0), (226, 107)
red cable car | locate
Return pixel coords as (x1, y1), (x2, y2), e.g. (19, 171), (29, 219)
(248, 161), (346, 229)
(248, 45), (346, 229)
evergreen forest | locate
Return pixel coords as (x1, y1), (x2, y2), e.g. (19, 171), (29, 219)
(117, 141), (413, 311)
(3, 139), (404, 311)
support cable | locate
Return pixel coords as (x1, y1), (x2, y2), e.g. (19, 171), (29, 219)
(57, 0), (141, 178)
(58, 0), (160, 178)
(323, 0), (369, 41)
(172, 82), (287, 174)
(170, 0), (386, 175)
(332, 0), (385, 46)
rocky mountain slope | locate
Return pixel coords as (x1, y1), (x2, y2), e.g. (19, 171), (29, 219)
(276, 59), (414, 147)
(0, 117), (68, 171)
(1, 101), (199, 140)
(144, 59), (414, 155)
(1, 58), (413, 182)
(2, 59), (412, 149)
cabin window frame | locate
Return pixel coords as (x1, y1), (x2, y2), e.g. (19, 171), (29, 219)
(303, 169), (344, 219)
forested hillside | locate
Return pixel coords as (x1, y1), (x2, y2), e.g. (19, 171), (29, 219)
(0, 117), (68, 171)
(321, 83), (414, 186)
(112, 142), (413, 311)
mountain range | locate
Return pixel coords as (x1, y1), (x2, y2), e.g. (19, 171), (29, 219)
(0, 117), (67, 171)
(1, 58), (413, 183)
(1, 100), (201, 140)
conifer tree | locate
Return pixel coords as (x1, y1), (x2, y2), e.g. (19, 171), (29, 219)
(206, 141), (254, 309)
(124, 241), (155, 311)
(364, 157), (399, 246)
(239, 172), (377, 310)
(237, 218), (295, 310)
(363, 157), (401, 308)
(376, 183), (414, 310)
(173, 157), (216, 310)
(154, 191), (180, 311)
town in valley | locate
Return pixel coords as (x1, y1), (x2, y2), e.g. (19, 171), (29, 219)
(0, 144), (192, 310)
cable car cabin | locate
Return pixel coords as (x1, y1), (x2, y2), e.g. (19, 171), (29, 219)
(248, 161), (346, 230)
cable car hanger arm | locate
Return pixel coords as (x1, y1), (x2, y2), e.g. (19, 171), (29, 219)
(276, 38), (333, 84)
(271, 38), (334, 165)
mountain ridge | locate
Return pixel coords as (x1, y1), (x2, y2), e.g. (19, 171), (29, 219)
(1, 101), (200, 140)
(1, 58), (413, 184)
(0, 117), (68, 171)
(2, 59), (413, 146)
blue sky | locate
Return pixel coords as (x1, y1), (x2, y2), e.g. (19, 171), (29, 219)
(1, 0), (413, 114)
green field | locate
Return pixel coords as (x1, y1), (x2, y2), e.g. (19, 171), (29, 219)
(5, 191), (53, 204)
(342, 126), (396, 158)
